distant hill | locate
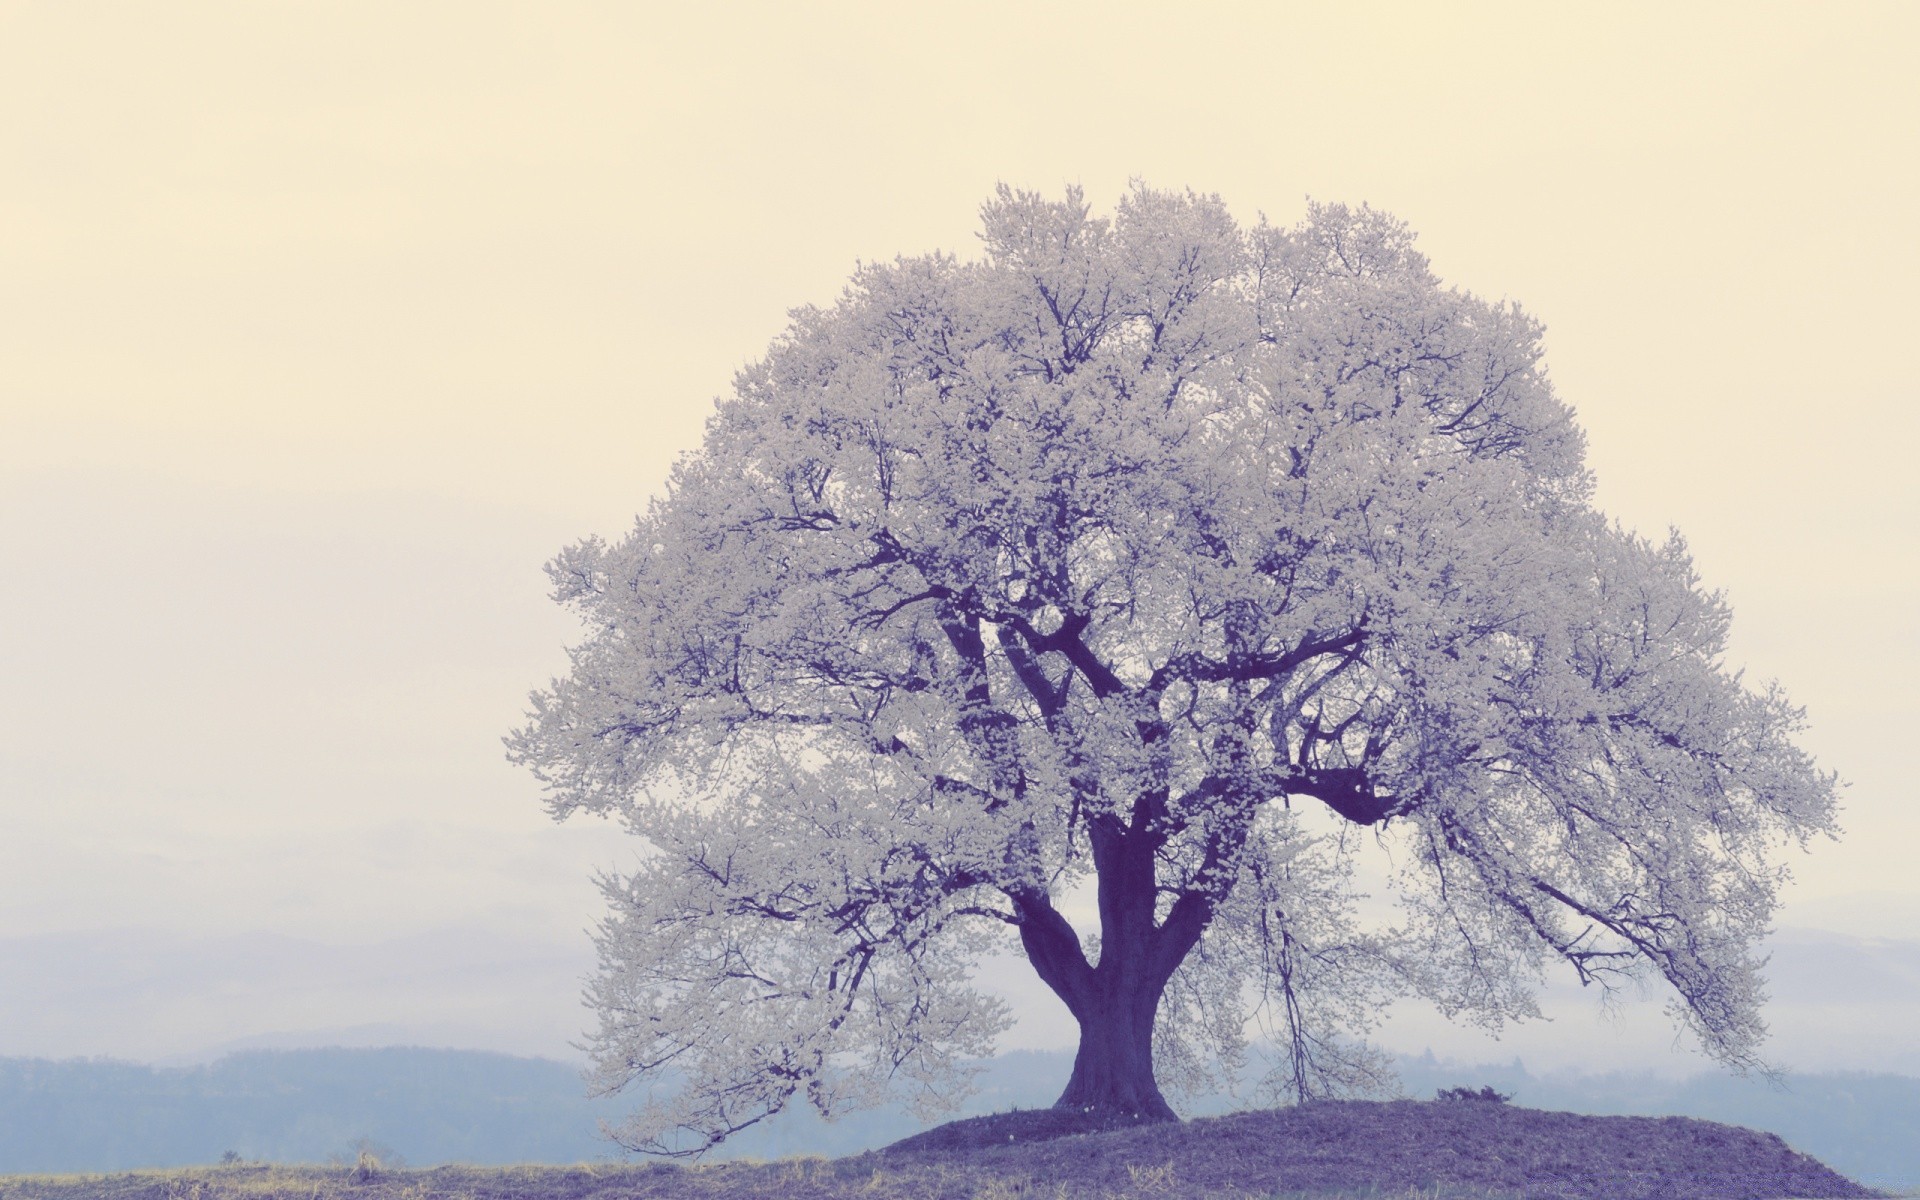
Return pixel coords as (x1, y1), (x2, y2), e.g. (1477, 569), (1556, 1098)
(1, 1045), (1914, 1190)
(0, 1048), (612, 1172)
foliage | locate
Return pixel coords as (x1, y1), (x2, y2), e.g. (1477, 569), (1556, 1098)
(509, 184), (1841, 1152)
(1436, 1087), (1512, 1104)
(327, 1137), (402, 1182)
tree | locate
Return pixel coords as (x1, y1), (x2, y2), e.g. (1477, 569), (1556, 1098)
(507, 185), (1842, 1155)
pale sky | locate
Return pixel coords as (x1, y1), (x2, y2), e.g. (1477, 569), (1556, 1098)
(2, 3), (1916, 1079)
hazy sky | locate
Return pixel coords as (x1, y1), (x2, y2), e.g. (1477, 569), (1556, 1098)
(3, 3), (1916, 1078)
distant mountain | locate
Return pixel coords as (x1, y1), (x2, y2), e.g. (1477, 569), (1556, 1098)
(1, 1045), (1914, 1190)
(0, 1048), (616, 1173)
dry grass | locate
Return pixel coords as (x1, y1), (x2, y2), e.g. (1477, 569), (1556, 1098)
(0, 1099), (1906, 1200)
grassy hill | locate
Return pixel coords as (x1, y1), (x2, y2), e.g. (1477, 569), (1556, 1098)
(0, 1097), (1905, 1200)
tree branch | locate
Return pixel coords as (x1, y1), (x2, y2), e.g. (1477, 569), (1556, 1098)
(1007, 885), (1093, 1013)
(1149, 625), (1367, 692)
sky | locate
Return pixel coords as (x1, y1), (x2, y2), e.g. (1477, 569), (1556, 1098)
(2, 2), (1917, 1083)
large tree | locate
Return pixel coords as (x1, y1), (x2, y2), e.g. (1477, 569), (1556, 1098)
(508, 186), (1841, 1155)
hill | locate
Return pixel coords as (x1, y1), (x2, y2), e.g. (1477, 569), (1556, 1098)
(0, 1099), (1896, 1200)
(0, 1048), (611, 1171)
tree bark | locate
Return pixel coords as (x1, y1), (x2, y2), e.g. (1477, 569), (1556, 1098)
(1053, 970), (1178, 1121)
(1012, 817), (1194, 1124)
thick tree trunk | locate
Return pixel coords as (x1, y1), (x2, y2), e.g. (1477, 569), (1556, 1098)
(1054, 977), (1177, 1121)
(1012, 845), (1191, 1123)
(1012, 803), (1219, 1125)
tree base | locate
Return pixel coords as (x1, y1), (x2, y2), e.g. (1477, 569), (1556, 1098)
(1050, 1097), (1179, 1124)
(880, 1105), (1176, 1156)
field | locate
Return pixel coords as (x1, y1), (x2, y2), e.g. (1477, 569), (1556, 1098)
(0, 1099), (1909, 1200)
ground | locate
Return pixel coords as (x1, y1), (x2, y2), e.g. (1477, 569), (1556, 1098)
(0, 1099), (1899, 1200)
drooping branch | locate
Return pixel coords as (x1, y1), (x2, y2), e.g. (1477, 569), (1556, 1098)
(1428, 808), (1767, 1067)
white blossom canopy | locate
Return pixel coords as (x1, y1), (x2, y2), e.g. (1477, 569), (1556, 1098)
(508, 185), (1841, 1154)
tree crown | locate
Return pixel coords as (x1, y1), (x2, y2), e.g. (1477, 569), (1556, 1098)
(510, 185), (1840, 1154)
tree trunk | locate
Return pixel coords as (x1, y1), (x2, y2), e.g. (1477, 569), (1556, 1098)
(1012, 816), (1202, 1126)
(1054, 977), (1177, 1121)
